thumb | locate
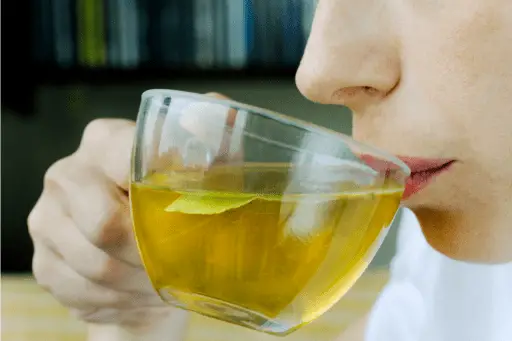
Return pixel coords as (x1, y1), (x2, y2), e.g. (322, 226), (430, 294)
(178, 93), (247, 167)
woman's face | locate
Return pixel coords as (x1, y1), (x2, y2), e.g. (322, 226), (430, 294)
(297, 1), (512, 262)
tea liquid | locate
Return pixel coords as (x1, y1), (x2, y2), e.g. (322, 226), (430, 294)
(130, 164), (402, 333)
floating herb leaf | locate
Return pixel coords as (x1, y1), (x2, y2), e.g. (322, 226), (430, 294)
(165, 193), (257, 215)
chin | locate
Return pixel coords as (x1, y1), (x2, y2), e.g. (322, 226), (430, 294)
(402, 182), (458, 211)
(411, 207), (463, 256)
(402, 183), (470, 261)
(405, 203), (512, 264)
(397, 164), (512, 263)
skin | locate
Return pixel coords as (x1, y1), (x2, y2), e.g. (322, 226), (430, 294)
(297, 0), (512, 263)
(27, 0), (512, 340)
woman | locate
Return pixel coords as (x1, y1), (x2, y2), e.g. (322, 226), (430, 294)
(28, 1), (512, 340)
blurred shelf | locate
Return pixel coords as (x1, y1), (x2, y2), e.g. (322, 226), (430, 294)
(34, 66), (298, 85)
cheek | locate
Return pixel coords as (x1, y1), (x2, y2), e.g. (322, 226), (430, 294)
(468, 118), (512, 184)
(353, 2), (512, 172)
(399, 13), (512, 159)
(351, 92), (460, 159)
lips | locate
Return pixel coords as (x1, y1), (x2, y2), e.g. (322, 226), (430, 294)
(359, 155), (455, 200)
(400, 157), (455, 200)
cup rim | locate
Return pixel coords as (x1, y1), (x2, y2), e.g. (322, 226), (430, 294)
(142, 89), (410, 175)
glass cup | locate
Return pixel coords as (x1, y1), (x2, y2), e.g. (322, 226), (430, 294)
(130, 90), (410, 336)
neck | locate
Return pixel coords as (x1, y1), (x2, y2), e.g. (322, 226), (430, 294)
(413, 203), (512, 264)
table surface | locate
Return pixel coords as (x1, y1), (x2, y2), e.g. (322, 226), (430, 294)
(2, 271), (388, 341)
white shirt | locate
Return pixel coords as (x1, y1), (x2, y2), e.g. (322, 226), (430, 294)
(366, 208), (512, 341)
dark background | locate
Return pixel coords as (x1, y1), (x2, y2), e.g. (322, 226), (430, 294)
(2, 0), (399, 273)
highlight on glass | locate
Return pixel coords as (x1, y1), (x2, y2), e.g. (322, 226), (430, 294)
(130, 90), (410, 335)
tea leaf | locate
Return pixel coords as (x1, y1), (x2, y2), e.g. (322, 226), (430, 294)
(165, 194), (257, 215)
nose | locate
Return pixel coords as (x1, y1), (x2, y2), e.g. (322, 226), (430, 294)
(296, 1), (401, 111)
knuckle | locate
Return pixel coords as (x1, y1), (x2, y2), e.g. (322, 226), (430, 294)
(27, 204), (44, 238)
(81, 119), (113, 149)
(44, 157), (72, 186)
(86, 263), (109, 285)
(89, 258), (120, 285)
(80, 118), (134, 152)
(78, 119), (134, 187)
(31, 158), (75, 239)
(32, 252), (52, 291)
(27, 198), (57, 242)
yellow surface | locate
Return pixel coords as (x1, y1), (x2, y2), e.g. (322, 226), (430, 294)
(1, 271), (388, 341)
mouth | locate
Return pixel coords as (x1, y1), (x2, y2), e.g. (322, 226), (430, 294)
(399, 157), (456, 200)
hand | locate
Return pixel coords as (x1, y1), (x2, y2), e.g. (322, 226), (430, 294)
(28, 118), (178, 330)
(27, 92), (234, 339)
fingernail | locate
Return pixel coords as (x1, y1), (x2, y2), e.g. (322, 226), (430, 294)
(205, 92), (228, 99)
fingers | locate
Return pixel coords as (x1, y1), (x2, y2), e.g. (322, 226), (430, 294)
(41, 155), (140, 266)
(35, 210), (154, 295)
(78, 119), (135, 191)
(57, 224), (153, 295)
(32, 243), (146, 311)
(28, 117), (192, 328)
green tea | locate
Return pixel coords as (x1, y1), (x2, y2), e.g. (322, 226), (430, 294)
(130, 163), (402, 334)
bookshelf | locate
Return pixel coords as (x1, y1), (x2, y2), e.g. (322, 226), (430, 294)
(33, 0), (316, 79)
(3, 0), (317, 113)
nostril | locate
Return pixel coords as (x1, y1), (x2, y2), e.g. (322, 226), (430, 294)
(331, 86), (382, 103)
(362, 86), (380, 95)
